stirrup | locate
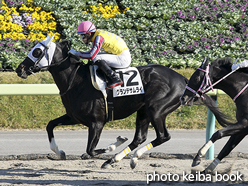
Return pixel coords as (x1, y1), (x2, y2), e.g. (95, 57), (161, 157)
(106, 81), (123, 90)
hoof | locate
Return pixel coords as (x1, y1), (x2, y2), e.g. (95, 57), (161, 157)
(117, 136), (128, 143)
(192, 154), (201, 167)
(130, 157), (138, 169)
(202, 168), (213, 174)
(191, 165), (204, 174)
(60, 150), (66, 160)
(101, 158), (115, 169)
(81, 153), (91, 160)
(200, 170), (209, 174)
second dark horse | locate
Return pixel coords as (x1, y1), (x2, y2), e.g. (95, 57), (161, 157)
(16, 35), (188, 169)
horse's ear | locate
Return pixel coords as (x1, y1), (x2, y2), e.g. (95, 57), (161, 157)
(200, 56), (209, 69)
(43, 34), (54, 47)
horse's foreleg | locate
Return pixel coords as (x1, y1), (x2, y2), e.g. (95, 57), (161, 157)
(101, 108), (149, 169)
(46, 114), (78, 159)
(101, 134), (148, 169)
(203, 134), (246, 173)
(193, 122), (248, 167)
(192, 140), (213, 167)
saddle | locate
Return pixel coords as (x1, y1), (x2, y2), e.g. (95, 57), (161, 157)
(89, 65), (114, 122)
(89, 65), (145, 122)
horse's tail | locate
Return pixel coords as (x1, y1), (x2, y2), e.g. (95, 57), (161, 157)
(202, 94), (234, 127)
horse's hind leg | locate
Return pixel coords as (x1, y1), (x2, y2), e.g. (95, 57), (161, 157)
(46, 114), (78, 159)
(101, 106), (149, 168)
(130, 114), (171, 169)
(130, 100), (181, 169)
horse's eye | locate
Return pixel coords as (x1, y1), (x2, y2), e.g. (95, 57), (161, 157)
(195, 76), (201, 83)
(32, 48), (43, 58)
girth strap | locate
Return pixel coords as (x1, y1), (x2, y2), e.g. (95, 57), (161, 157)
(89, 65), (114, 122)
(106, 92), (114, 122)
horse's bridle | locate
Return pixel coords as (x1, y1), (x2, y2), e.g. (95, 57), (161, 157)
(27, 41), (81, 96)
(28, 42), (49, 74)
(185, 59), (248, 102)
(185, 64), (214, 99)
(28, 41), (69, 74)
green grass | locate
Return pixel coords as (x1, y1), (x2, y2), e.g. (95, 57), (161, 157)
(0, 69), (236, 130)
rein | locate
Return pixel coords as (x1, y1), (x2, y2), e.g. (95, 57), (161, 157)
(60, 62), (82, 96)
(186, 59), (248, 102)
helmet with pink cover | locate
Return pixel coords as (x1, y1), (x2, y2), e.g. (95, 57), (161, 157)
(77, 21), (96, 35)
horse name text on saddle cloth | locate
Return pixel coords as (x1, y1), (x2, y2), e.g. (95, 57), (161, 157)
(113, 67), (145, 97)
(90, 66), (145, 98)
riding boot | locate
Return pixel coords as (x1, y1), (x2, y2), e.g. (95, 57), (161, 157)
(94, 60), (123, 89)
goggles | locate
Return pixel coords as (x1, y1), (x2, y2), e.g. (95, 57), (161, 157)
(80, 34), (87, 40)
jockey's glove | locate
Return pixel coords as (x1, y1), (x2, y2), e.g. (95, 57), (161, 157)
(232, 60), (248, 71)
(68, 48), (79, 56)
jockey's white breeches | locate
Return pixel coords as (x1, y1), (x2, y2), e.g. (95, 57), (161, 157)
(92, 50), (131, 68)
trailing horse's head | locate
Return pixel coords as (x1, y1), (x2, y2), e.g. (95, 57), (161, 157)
(16, 34), (56, 79)
(180, 56), (210, 106)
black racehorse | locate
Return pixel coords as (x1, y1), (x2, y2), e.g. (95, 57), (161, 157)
(16, 35), (188, 169)
(180, 56), (248, 173)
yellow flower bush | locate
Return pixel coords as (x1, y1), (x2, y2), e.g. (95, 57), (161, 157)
(19, 1), (42, 12)
(85, 3), (130, 19)
(0, 0), (60, 41)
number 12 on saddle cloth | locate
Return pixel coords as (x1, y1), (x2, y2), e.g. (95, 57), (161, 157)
(113, 67), (145, 97)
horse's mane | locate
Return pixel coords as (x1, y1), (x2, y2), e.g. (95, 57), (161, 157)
(211, 57), (248, 74)
(210, 57), (232, 71)
(56, 40), (72, 52)
(55, 40), (86, 65)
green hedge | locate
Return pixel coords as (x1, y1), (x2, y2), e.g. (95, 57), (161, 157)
(1, 0), (248, 70)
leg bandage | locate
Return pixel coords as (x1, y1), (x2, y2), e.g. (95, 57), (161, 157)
(114, 146), (131, 162)
(199, 140), (213, 156)
(50, 138), (60, 155)
(105, 136), (128, 153)
(134, 143), (153, 158)
(205, 158), (220, 172)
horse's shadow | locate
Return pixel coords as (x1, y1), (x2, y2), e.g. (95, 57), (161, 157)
(0, 166), (148, 185)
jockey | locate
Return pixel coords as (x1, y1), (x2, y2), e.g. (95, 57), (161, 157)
(231, 59), (248, 71)
(69, 21), (131, 89)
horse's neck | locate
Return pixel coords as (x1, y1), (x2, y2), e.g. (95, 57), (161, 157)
(50, 68), (70, 94)
(214, 71), (247, 100)
(49, 64), (83, 95)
